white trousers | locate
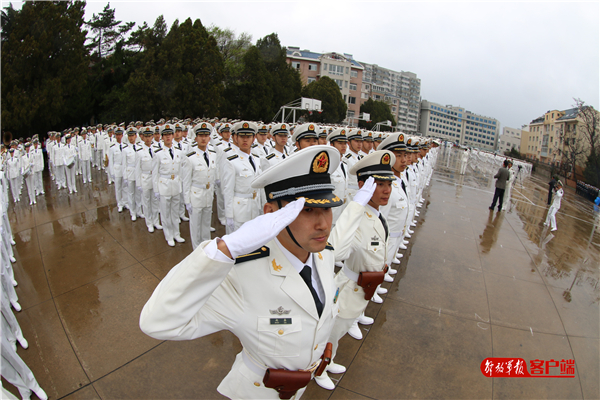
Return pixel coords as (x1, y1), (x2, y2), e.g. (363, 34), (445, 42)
(55, 165), (66, 188)
(189, 206), (212, 250)
(80, 159), (91, 182)
(135, 185), (143, 216)
(545, 206), (559, 230)
(216, 182), (226, 224)
(159, 194), (181, 242)
(34, 171), (43, 194)
(329, 316), (356, 361)
(142, 189), (160, 230)
(114, 176), (124, 208)
(24, 175), (35, 204)
(65, 165), (76, 192)
(1, 335), (43, 400)
(9, 178), (19, 202)
(124, 180), (136, 217)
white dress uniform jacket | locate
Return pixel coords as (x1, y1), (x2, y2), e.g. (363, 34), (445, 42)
(140, 201), (364, 399)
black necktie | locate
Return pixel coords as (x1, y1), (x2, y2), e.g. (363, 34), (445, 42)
(149, 148), (153, 158)
(401, 180), (407, 194)
(249, 155), (256, 172)
(169, 148), (174, 159)
(378, 213), (389, 241)
(203, 151), (209, 166)
(119, 144), (122, 151)
(264, 147), (268, 155)
(299, 265), (323, 317)
(282, 153), (286, 159)
(341, 162), (346, 178)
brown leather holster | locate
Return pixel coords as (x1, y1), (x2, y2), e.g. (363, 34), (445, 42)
(263, 369), (311, 399)
(357, 266), (389, 300)
(314, 342), (333, 377)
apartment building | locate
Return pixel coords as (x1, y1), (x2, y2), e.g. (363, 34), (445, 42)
(286, 47), (364, 122)
(498, 127), (523, 154)
(419, 100), (500, 151)
(360, 63), (421, 134)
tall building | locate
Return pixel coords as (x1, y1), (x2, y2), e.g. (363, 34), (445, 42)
(498, 127), (524, 154)
(286, 47), (364, 123)
(360, 63), (421, 133)
(419, 100), (500, 151)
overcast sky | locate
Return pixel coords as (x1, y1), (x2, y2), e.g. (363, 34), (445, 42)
(4, 1), (599, 131)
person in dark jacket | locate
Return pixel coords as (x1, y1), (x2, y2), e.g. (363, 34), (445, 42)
(489, 160), (510, 212)
(548, 176), (556, 205)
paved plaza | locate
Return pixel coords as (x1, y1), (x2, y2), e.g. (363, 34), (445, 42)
(4, 148), (599, 399)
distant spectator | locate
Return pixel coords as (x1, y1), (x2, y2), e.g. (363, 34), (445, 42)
(489, 159), (510, 212)
(548, 176), (556, 205)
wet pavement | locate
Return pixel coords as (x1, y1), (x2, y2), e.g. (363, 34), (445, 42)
(4, 148), (599, 399)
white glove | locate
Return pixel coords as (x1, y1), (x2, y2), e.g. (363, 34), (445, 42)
(215, 179), (221, 187)
(137, 186), (142, 192)
(353, 176), (376, 207)
(123, 179), (128, 187)
(185, 203), (193, 215)
(226, 218), (235, 232)
(154, 192), (160, 200)
(222, 198), (305, 259)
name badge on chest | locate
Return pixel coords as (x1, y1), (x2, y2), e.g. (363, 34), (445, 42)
(270, 318), (292, 325)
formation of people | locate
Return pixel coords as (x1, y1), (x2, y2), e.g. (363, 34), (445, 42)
(2, 117), (439, 399)
(0, 175), (47, 400)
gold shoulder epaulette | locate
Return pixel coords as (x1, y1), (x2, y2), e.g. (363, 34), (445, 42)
(234, 246), (270, 264)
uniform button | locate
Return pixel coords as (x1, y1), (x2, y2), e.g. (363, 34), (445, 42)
(354, 288), (359, 292)
(314, 344), (318, 350)
(254, 382), (260, 387)
(278, 329), (284, 335)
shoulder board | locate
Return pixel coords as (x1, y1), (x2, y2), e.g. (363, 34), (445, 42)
(224, 147), (232, 152)
(154, 148), (162, 153)
(216, 141), (222, 146)
(325, 242), (334, 251)
(227, 154), (239, 161)
(110, 144), (116, 148)
(252, 153), (260, 158)
(345, 153), (352, 159)
(208, 149), (216, 153)
(187, 151), (196, 157)
(234, 246), (270, 265)
(266, 153), (276, 160)
(135, 147), (142, 152)
(191, 142), (198, 147)
(251, 143), (258, 148)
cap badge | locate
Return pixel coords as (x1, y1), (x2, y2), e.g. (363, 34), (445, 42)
(312, 151), (329, 173)
(165, 124), (170, 129)
(309, 124), (315, 131)
(341, 129), (346, 134)
(399, 134), (404, 141)
(282, 124), (286, 129)
(368, 132), (372, 137)
(407, 138), (412, 145)
(243, 122), (249, 129)
(202, 123), (207, 128)
(382, 154), (391, 165)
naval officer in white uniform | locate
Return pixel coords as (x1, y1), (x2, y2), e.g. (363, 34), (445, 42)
(140, 145), (377, 399)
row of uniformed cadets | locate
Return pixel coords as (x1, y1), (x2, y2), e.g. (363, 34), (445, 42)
(0, 170), (48, 400)
(1, 138), (44, 205)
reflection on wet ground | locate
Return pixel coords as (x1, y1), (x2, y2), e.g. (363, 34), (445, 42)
(4, 149), (599, 399)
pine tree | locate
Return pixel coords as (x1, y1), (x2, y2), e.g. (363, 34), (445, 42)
(1, 1), (89, 136)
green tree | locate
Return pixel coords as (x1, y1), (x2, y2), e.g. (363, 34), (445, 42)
(207, 25), (252, 85)
(358, 98), (396, 130)
(301, 76), (347, 123)
(85, 2), (135, 59)
(256, 33), (301, 118)
(1, 1), (89, 136)
(229, 46), (273, 121)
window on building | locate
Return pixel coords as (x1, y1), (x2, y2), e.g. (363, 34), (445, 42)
(346, 67), (349, 74)
(351, 70), (358, 78)
(334, 79), (343, 88)
(323, 63), (327, 70)
(329, 64), (336, 73)
(307, 77), (316, 84)
(291, 61), (301, 70)
(337, 65), (344, 75)
(345, 81), (348, 88)
(343, 94), (347, 102)
(308, 63), (318, 71)
(349, 96), (356, 104)
(350, 83), (357, 91)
